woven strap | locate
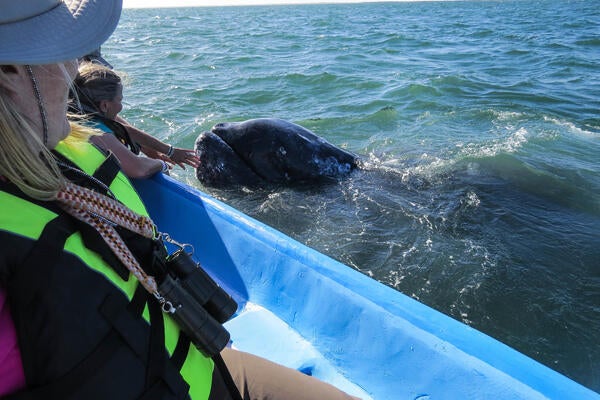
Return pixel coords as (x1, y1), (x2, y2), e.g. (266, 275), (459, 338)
(56, 181), (159, 296)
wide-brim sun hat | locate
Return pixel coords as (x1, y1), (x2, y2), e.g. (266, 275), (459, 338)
(0, 0), (122, 65)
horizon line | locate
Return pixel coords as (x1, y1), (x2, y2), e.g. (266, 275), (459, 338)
(123, 0), (441, 9)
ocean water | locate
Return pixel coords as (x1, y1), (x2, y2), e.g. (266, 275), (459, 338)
(104, 0), (600, 392)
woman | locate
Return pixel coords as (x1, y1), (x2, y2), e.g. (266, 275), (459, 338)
(71, 61), (200, 178)
(0, 1), (359, 399)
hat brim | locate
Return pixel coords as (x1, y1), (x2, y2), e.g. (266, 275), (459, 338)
(0, 0), (122, 65)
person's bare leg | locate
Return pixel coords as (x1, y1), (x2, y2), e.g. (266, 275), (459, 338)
(220, 348), (362, 400)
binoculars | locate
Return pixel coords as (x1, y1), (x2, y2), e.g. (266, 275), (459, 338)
(157, 248), (238, 358)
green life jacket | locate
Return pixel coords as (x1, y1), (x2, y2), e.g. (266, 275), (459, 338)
(0, 138), (213, 399)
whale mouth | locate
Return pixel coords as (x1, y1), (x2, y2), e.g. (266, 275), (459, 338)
(194, 131), (264, 188)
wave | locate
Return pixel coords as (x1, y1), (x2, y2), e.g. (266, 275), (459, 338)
(574, 38), (600, 47)
(360, 115), (600, 216)
(457, 153), (599, 215)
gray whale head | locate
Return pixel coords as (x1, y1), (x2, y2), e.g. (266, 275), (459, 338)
(195, 118), (358, 188)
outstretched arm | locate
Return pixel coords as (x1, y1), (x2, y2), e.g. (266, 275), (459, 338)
(90, 133), (168, 179)
(115, 115), (200, 169)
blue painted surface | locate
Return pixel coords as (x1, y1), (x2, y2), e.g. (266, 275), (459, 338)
(133, 174), (599, 400)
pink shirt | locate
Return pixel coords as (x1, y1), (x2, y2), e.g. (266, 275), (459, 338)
(0, 288), (26, 396)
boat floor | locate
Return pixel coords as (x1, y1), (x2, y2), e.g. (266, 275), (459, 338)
(226, 303), (372, 399)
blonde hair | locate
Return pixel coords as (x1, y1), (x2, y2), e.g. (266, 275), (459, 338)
(0, 70), (64, 200)
(65, 121), (102, 143)
(0, 65), (100, 201)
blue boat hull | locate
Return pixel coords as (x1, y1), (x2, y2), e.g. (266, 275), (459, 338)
(134, 174), (598, 400)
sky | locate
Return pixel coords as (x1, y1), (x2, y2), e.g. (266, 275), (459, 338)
(123, 0), (408, 8)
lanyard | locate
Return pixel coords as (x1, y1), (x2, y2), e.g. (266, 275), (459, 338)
(56, 181), (164, 302)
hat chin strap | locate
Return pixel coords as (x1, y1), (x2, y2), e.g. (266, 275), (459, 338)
(25, 65), (49, 146)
